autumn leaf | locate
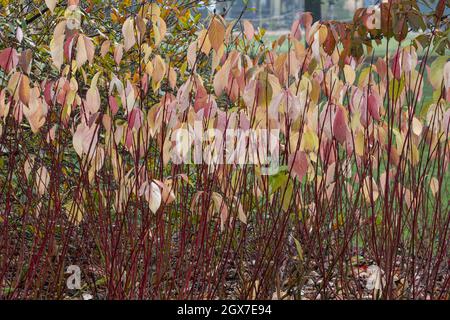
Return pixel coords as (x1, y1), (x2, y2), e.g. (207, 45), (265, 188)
(343, 64), (356, 85)
(0, 48), (19, 73)
(139, 181), (162, 213)
(243, 20), (254, 41)
(35, 166), (50, 196)
(208, 16), (225, 52)
(289, 151), (308, 181)
(122, 17), (136, 51)
(50, 21), (66, 70)
(19, 75), (30, 105)
(368, 93), (381, 121)
(213, 60), (230, 96)
(45, 0), (57, 14)
(152, 55), (166, 90)
(301, 129), (319, 152)
(333, 106), (348, 144)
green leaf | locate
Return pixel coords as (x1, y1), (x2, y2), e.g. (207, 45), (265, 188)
(293, 237), (303, 261)
(429, 55), (448, 89)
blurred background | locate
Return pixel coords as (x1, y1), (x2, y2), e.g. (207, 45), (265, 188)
(213, 0), (437, 30)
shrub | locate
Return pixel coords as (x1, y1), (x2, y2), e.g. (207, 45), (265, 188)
(0, 0), (448, 299)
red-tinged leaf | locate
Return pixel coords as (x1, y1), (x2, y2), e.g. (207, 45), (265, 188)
(125, 127), (133, 150)
(289, 151), (308, 181)
(18, 49), (32, 75)
(109, 95), (119, 115)
(368, 93), (380, 121)
(73, 120), (99, 157)
(44, 81), (55, 106)
(333, 106), (348, 144)
(0, 48), (19, 73)
(56, 79), (69, 105)
(64, 34), (76, 61)
(128, 108), (143, 131)
(391, 50), (402, 80)
(243, 20), (254, 41)
(114, 44), (124, 65)
(290, 19), (302, 40)
(435, 0), (446, 20)
(301, 12), (313, 42)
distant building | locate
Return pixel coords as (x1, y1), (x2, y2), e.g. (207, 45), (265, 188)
(216, 1), (372, 29)
(216, 0), (304, 29)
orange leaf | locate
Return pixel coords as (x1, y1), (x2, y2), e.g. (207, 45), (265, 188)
(208, 16), (225, 52)
(19, 75), (30, 105)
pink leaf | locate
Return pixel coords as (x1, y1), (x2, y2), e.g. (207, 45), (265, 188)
(243, 20), (254, 41)
(368, 93), (380, 121)
(128, 108), (143, 131)
(0, 48), (19, 73)
(289, 151), (308, 181)
(290, 19), (302, 40)
(44, 81), (54, 106)
(108, 95), (119, 115)
(333, 107), (348, 144)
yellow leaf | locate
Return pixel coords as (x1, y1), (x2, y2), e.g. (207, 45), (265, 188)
(64, 200), (84, 225)
(343, 64), (356, 85)
(153, 16), (166, 47)
(430, 177), (439, 196)
(122, 17), (136, 51)
(100, 40), (110, 57)
(412, 117), (423, 136)
(355, 131), (364, 156)
(150, 3), (161, 18)
(197, 29), (211, 55)
(301, 129), (319, 152)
